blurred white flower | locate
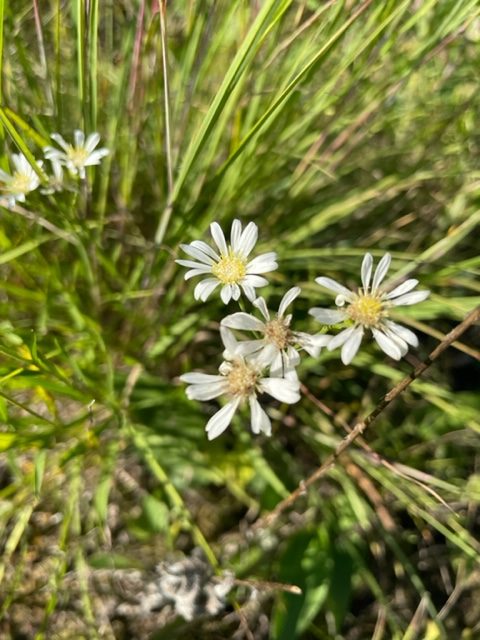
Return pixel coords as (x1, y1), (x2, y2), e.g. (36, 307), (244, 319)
(41, 157), (64, 194)
(44, 130), (109, 179)
(180, 328), (300, 440)
(309, 252), (430, 364)
(176, 219), (278, 304)
(221, 287), (330, 379)
(0, 153), (42, 207)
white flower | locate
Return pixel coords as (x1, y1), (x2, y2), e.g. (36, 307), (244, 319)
(44, 130), (109, 179)
(309, 253), (430, 365)
(0, 153), (42, 207)
(221, 287), (331, 379)
(41, 157), (64, 194)
(176, 219), (278, 304)
(180, 328), (300, 440)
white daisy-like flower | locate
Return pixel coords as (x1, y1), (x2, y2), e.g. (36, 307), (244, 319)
(221, 287), (331, 379)
(180, 328), (300, 440)
(44, 130), (109, 179)
(0, 153), (42, 207)
(176, 219), (278, 304)
(309, 253), (430, 365)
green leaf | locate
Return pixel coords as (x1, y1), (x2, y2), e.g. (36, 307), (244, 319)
(0, 432), (16, 452)
(272, 529), (331, 639)
(142, 494), (170, 534)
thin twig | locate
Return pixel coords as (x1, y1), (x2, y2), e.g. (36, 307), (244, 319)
(301, 383), (455, 512)
(253, 305), (480, 531)
(233, 577), (302, 595)
(32, 0), (54, 107)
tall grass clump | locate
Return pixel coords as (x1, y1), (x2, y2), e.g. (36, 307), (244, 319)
(0, 1), (479, 638)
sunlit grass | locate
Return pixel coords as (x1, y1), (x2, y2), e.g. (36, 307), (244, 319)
(0, 1), (479, 638)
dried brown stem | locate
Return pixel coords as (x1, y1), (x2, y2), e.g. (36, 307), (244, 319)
(12, 204), (79, 245)
(254, 306), (480, 531)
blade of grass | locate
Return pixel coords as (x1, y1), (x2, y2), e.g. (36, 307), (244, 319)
(0, 0), (4, 106)
(75, 0), (87, 129)
(0, 108), (47, 179)
(154, 0), (292, 244)
(88, 0), (99, 129)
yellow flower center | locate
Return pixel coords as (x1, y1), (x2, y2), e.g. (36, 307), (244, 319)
(9, 173), (33, 194)
(264, 318), (290, 350)
(67, 146), (90, 168)
(211, 252), (247, 284)
(347, 294), (384, 327)
(226, 360), (259, 397)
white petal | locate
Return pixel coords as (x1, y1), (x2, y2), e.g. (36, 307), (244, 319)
(361, 253), (373, 292)
(384, 320), (418, 347)
(309, 308), (348, 324)
(210, 222), (228, 255)
(259, 378), (300, 404)
(184, 268), (214, 280)
(176, 258), (212, 270)
(237, 222), (258, 257)
(372, 328), (402, 360)
(180, 372), (225, 384)
(221, 312), (265, 331)
(232, 283), (242, 300)
(300, 332), (332, 356)
(205, 398), (241, 440)
(390, 290), (430, 306)
(180, 244), (214, 266)
(372, 253), (391, 292)
(327, 327), (356, 351)
(253, 297), (270, 321)
(230, 219), (242, 250)
(278, 287), (301, 317)
(255, 343), (279, 367)
(12, 154), (27, 172)
(84, 149), (109, 165)
(43, 148), (66, 163)
(190, 240), (219, 261)
(246, 253), (278, 274)
(249, 396), (271, 435)
(341, 326), (364, 365)
(179, 243), (214, 265)
(241, 284), (256, 302)
(242, 274), (269, 288)
(385, 329), (409, 356)
(385, 279), (419, 300)
(51, 133), (69, 151)
(270, 350), (285, 374)
(74, 129), (85, 147)
(85, 132), (101, 152)
(186, 381), (228, 401)
(283, 366), (299, 381)
(286, 345), (300, 366)
(220, 326), (239, 355)
(193, 278), (219, 301)
(315, 277), (354, 300)
(220, 284), (233, 304)
(234, 339), (265, 356)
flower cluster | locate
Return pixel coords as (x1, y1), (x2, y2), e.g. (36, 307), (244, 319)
(177, 220), (430, 440)
(0, 130), (109, 208)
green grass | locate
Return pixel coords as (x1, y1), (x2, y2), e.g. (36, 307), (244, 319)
(0, 1), (479, 638)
